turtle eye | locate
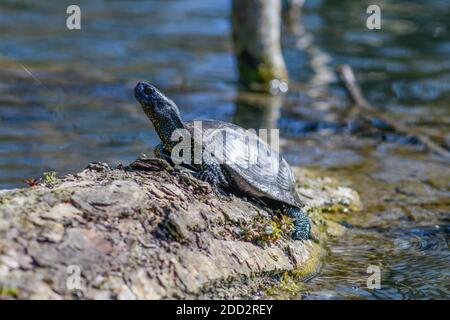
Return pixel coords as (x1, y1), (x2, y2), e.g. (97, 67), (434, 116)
(144, 86), (154, 95)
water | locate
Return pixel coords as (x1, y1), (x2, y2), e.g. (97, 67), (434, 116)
(0, 0), (448, 299)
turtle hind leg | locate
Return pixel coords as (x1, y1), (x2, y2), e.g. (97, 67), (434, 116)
(286, 206), (311, 240)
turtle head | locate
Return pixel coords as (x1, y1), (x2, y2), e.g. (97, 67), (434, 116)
(134, 82), (185, 148)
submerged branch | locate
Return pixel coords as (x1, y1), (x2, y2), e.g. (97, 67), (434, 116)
(337, 65), (450, 160)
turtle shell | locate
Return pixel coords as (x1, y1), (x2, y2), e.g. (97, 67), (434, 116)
(184, 120), (303, 209)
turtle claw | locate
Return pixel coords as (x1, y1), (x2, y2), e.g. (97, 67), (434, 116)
(129, 158), (173, 173)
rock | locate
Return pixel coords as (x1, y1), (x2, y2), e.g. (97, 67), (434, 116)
(0, 158), (360, 299)
(41, 203), (82, 221)
(117, 285), (136, 300)
(39, 221), (65, 243)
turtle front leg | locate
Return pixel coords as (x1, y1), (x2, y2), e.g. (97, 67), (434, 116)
(155, 143), (186, 173)
(195, 151), (228, 189)
(286, 206), (311, 240)
(154, 143), (173, 163)
(196, 164), (227, 187)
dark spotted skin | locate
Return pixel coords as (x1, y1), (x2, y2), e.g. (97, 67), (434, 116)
(135, 82), (226, 185)
(134, 82), (310, 240)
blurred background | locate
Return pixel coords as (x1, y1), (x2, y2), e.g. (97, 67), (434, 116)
(0, 0), (449, 299)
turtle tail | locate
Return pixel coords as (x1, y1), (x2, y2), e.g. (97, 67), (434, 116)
(286, 206), (311, 240)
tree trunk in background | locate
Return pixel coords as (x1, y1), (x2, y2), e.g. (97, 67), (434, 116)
(231, 0), (288, 93)
(232, 91), (283, 130)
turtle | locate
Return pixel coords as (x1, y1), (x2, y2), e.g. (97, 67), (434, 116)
(134, 81), (311, 240)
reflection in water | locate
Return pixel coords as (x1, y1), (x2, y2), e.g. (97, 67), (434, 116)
(284, 0), (334, 100)
(232, 91), (283, 130)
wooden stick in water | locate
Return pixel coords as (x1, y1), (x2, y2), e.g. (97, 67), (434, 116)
(337, 64), (450, 160)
